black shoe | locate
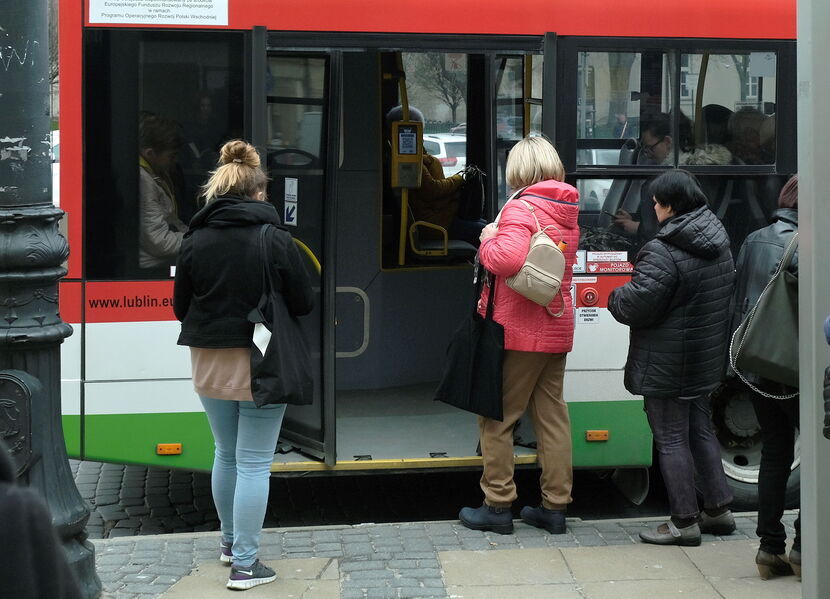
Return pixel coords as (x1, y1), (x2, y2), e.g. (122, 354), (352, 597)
(520, 505), (567, 534)
(459, 504), (514, 535)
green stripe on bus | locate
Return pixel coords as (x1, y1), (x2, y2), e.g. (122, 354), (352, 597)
(73, 400), (651, 472)
(84, 412), (215, 471)
(62, 415), (81, 456)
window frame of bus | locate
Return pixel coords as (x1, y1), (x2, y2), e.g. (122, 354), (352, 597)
(555, 37), (797, 178)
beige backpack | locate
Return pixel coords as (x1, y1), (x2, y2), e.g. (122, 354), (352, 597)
(498, 197), (567, 317)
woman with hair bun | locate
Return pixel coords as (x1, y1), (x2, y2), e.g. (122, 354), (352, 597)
(173, 140), (313, 591)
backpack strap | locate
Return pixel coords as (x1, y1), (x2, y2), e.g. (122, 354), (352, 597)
(545, 289), (565, 317)
(517, 199), (564, 243)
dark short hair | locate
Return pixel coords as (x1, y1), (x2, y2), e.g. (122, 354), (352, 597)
(778, 175), (798, 209)
(640, 112), (671, 139)
(649, 170), (708, 215)
(139, 115), (181, 152)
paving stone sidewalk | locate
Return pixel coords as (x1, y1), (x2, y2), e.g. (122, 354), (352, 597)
(91, 513), (799, 598)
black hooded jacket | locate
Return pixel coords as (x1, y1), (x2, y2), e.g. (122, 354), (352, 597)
(174, 196), (314, 347)
(608, 205), (736, 398)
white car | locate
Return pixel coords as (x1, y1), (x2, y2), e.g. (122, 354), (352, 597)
(423, 133), (467, 178)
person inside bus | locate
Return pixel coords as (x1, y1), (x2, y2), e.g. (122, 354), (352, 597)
(139, 115), (188, 271)
(458, 136), (579, 535)
(608, 170), (736, 547)
(174, 140), (314, 591)
(729, 175), (800, 579)
(613, 110), (731, 246)
(385, 105), (486, 246)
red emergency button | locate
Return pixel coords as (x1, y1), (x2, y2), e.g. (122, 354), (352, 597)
(580, 287), (599, 306)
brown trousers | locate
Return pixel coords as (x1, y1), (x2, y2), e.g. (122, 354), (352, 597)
(478, 350), (572, 509)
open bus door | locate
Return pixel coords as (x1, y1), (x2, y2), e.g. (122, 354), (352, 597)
(253, 29), (341, 467)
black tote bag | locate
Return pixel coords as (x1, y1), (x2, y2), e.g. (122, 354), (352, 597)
(248, 224), (314, 407)
(434, 263), (504, 420)
(729, 233), (799, 395)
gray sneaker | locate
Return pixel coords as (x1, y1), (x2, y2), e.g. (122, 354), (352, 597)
(227, 559), (277, 590)
(639, 521), (701, 547)
(699, 510), (736, 535)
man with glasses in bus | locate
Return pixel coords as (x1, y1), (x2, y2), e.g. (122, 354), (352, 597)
(611, 113), (672, 246)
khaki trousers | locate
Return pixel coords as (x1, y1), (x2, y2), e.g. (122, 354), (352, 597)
(478, 350), (572, 509)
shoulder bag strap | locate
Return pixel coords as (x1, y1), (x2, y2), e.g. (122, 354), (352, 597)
(258, 224), (273, 303)
(728, 233), (799, 399)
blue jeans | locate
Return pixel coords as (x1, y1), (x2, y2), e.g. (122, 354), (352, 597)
(200, 396), (286, 567)
(644, 395), (733, 519)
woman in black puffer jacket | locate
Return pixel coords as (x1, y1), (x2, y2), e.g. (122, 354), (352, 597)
(609, 170), (735, 547)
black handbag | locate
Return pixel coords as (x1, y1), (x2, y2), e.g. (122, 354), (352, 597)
(248, 224), (314, 407)
(434, 263), (505, 420)
(729, 233), (798, 397)
(456, 165), (486, 221)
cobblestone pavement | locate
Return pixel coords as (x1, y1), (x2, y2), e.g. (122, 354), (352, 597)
(89, 513), (798, 598)
(70, 460), (670, 539)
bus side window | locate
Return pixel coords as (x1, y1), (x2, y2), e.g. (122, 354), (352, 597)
(84, 31), (244, 280)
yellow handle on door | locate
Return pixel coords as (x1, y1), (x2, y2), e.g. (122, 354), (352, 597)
(294, 238), (322, 275)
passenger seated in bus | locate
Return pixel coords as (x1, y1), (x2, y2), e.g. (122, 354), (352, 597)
(727, 106), (767, 164)
(385, 106), (486, 246)
(138, 115), (188, 271)
(614, 111), (730, 245)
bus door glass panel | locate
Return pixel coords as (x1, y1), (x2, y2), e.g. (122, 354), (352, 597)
(677, 51), (779, 252)
(529, 55), (544, 137)
(266, 55), (328, 458)
(494, 54), (542, 209)
(495, 56), (523, 206)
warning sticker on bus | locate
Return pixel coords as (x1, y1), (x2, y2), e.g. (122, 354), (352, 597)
(89, 0), (228, 26)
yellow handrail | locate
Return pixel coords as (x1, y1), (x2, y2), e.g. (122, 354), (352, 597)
(293, 238), (322, 275)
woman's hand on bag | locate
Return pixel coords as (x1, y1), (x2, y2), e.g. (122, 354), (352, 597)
(480, 223), (498, 242)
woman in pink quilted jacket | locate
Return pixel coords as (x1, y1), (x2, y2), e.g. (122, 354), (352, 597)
(459, 136), (580, 536)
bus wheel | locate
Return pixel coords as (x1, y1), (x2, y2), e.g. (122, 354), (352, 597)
(710, 382), (800, 511)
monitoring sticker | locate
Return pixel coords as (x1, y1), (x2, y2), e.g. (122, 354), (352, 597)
(89, 0), (228, 26)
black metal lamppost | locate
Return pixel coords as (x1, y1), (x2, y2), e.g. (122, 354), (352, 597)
(0, 1), (101, 596)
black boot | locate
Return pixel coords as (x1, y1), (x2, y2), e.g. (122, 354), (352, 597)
(459, 504), (514, 535)
(520, 505), (567, 534)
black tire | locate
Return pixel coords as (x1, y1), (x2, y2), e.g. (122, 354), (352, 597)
(723, 465), (800, 511)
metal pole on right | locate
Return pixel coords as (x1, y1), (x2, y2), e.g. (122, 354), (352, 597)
(797, 1), (830, 597)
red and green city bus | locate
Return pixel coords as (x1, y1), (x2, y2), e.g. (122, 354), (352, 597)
(58, 0), (797, 508)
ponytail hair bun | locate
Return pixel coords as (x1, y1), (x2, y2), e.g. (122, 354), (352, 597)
(202, 139), (269, 203)
(219, 140), (260, 169)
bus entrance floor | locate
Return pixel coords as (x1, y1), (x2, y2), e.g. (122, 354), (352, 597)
(88, 511), (800, 598)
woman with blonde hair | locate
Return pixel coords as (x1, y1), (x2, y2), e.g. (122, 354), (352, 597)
(174, 140), (313, 590)
(458, 136), (580, 535)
